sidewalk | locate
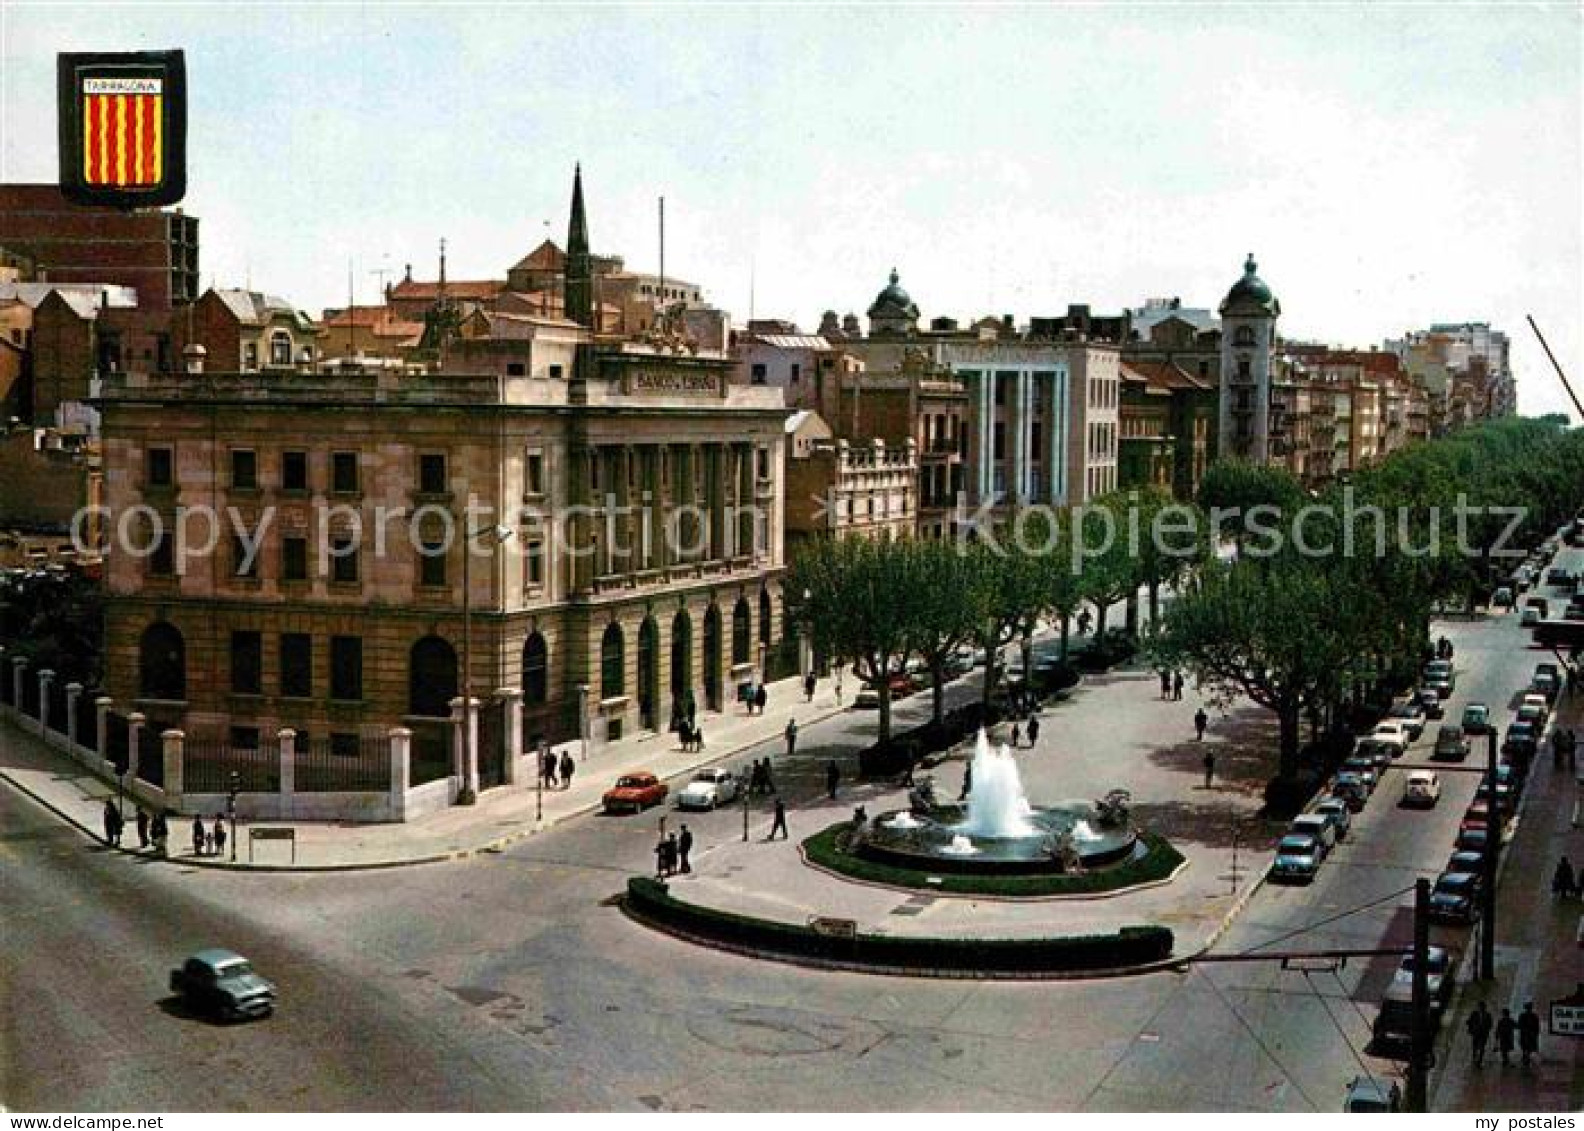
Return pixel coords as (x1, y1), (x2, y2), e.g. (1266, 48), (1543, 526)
(0, 669), (845, 871)
(1433, 692), (1584, 1112)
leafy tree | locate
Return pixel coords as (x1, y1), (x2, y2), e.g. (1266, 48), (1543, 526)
(906, 538), (986, 724)
(1196, 459), (1306, 547)
(969, 529), (1045, 708)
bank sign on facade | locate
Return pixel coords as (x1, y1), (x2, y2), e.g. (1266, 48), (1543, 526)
(57, 50), (187, 207)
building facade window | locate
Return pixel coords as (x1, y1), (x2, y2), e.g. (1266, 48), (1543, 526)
(138, 621), (185, 701)
(420, 540), (446, 587)
(231, 449), (257, 490)
(230, 631), (262, 695)
(750, 363), (767, 385)
(269, 331), (292, 367)
(331, 451), (359, 494)
(282, 536), (308, 581)
(147, 447), (173, 487)
(526, 452), (545, 496)
(522, 632), (548, 705)
(731, 598), (751, 665)
(280, 633), (311, 698)
(600, 622), (625, 698)
(331, 535), (358, 584)
(282, 450), (308, 492)
(329, 636), (363, 701)
(419, 453), (447, 495)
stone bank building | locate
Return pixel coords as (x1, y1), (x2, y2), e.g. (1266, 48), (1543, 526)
(96, 170), (787, 814)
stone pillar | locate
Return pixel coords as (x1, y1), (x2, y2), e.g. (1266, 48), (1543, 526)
(95, 695), (112, 764)
(162, 728), (185, 798)
(497, 687), (523, 786)
(388, 727), (411, 821)
(65, 682), (83, 754)
(36, 668), (55, 737)
(449, 695), (479, 801)
(978, 372), (994, 500)
(1013, 370), (1029, 503)
(127, 711), (146, 784)
(277, 728), (295, 818)
(11, 657), (28, 723)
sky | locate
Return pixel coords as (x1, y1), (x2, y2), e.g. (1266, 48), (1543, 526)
(2, 1), (1580, 418)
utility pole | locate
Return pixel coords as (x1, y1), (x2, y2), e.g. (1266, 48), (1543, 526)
(1406, 877), (1431, 1113)
(1481, 729), (1500, 981)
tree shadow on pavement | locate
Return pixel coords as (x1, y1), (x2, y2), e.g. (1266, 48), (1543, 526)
(1128, 797), (1283, 851)
(1146, 708), (1280, 802)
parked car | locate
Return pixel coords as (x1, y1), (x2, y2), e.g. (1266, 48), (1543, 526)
(1502, 721), (1538, 759)
(1447, 849), (1485, 878)
(1391, 945), (1459, 1012)
(1385, 702), (1427, 741)
(1401, 769), (1442, 808)
(1290, 813), (1336, 854)
(1460, 799), (1499, 834)
(1518, 692), (1550, 724)
(1431, 725), (1470, 763)
(1415, 688), (1444, 718)
(1455, 825), (1492, 854)
(602, 771), (668, 814)
(1548, 567), (1574, 587)
(1332, 772), (1370, 811)
(853, 687), (881, 709)
(1536, 661), (1561, 683)
(1476, 775), (1515, 806)
(1460, 703), (1492, 735)
(1354, 739), (1399, 770)
(1423, 660), (1456, 692)
(1343, 1076), (1401, 1113)
(1375, 980), (1439, 1047)
(168, 949), (276, 1021)
(1531, 672), (1560, 703)
(1270, 833), (1323, 883)
(1429, 870), (1483, 923)
(1314, 796), (1353, 841)
(675, 767), (740, 810)
(1340, 758), (1379, 793)
(1515, 702), (1546, 731)
(1522, 605), (1542, 627)
(1370, 720), (1414, 747)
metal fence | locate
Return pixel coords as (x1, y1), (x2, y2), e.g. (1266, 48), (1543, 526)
(0, 663), (11, 708)
(410, 718), (452, 787)
(294, 734), (390, 793)
(45, 680), (68, 736)
(74, 690), (99, 751)
(136, 734), (165, 788)
(104, 711), (129, 772)
(20, 674), (37, 720)
(183, 736), (280, 793)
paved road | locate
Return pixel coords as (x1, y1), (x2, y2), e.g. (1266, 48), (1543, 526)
(0, 592), (1562, 1111)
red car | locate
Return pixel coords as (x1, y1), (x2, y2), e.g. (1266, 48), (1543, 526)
(602, 771), (667, 814)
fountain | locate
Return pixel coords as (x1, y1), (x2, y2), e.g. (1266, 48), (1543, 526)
(853, 729), (1140, 875)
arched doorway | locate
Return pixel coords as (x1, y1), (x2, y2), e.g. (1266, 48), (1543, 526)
(670, 610), (692, 722)
(637, 617), (659, 731)
(703, 603), (722, 712)
(600, 622), (625, 699)
(408, 635), (457, 785)
(522, 632), (548, 707)
(138, 621), (186, 701)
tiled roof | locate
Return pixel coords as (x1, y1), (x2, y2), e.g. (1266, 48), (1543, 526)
(510, 240), (565, 273)
(1121, 359), (1212, 392)
(389, 278), (504, 301)
(754, 334), (832, 351)
(0, 282), (139, 313)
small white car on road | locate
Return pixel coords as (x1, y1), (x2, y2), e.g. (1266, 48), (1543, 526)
(674, 768), (741, 810)
(1401, 769), (1442, 809)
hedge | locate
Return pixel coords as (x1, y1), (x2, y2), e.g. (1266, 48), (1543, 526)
(802, 822), (1185, 898)
(623, 876), (1175, 975)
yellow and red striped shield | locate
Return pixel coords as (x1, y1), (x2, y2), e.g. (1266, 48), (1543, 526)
(58, 51), (186, 208)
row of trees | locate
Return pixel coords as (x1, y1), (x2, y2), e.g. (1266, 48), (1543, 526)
(788, 415), (1584, 782)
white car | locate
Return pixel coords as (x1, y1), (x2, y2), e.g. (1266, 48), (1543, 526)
(1368, 722), (1412, 751)
(674, 768), (740, 810)
(1402, 769), (1442, 808)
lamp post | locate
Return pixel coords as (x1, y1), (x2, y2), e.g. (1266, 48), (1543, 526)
(227, 770), (239, 864)
(458, 522), (515, 806)
(578, 683), (589, 762)
(800, 587), (812, 678)
(536, 737), (548, 822)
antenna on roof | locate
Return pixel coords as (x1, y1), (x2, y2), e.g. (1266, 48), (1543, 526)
(658, 195), (666, 309)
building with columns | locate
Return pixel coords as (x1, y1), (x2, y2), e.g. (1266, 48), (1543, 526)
(96, 168), (788, 815)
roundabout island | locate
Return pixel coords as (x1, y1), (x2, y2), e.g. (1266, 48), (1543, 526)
(621, 730), (1200, 978)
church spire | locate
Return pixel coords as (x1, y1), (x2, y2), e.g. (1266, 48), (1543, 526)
(565, 163), (593, 328)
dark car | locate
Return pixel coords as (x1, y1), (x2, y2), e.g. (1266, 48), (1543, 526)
(1386, 702), (1428, 741)
(1332, 772), (1369, 811)
(1447, 848), (1485, 877)
(1456, 825), (1491, 854)
(1502, 722), (1538, 760)
(1548, 567), (1574, 587)
(1430, 724), (1470, 762)
(1428, 871), (1482, 923)
(1270, 833), (1322, 883)
(169, 949), (276, 1020)
(1415, 689), (1445, 718)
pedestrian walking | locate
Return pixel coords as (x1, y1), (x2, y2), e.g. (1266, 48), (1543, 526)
(655, 835), (669, 879)
(784, 718), (798, 758)
(542, 747), (558, 788)
(1554, 856), (1576, 899)
(825, 759), (840, 800)
(834, 671), (844, 705)
(678, 825), (693, 874)
(755, 685), (768, 716)
(804, 672), (817, 703)
(212, 814), (227, 859)
(192, 815), (206, 856)
(101, 799), (121, 847)
(1496, 1008), (1516, 1067)
(1028, 717), (1040, 748)
(560, 750), (575, 789)
(1202, 751), (1216, 789)
(1011, 723), (1021, 748)
(1194, 707), (1209, 741)
(768, 797), (789, 840)
(959, 761), (973, 800)
(149, 811), (168, 857)
(1159, 670), (1171, 699)
(691, 724), (706, 752)
(1466, 1002), (1493, 1068)
(1078, 609), (1092, 636)
(1519, 1003), (1540, 1067)
(135, 807), (150, 849)
(761, 759), (775, 795)
(1172, 671), (1184, 701)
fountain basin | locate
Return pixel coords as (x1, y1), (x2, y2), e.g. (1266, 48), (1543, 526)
(854, 802), (1140, 876)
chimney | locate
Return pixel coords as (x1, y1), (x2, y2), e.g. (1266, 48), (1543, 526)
(182, 343), (206, 374)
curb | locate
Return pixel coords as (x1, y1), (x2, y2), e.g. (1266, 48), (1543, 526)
(0, 699), (848, 874)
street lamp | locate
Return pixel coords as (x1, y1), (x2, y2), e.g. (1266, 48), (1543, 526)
(536, 737), (548, 822)
(227, 770), (239, 863)
(577, 683), (589, 762)
(458, 522), (515, 806)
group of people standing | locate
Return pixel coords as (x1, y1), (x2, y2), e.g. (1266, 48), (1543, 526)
(746, 758), (777, 796)
(654, 824), (694, 878)
(1157, 669), (1186, 701)
(190, 813), (229, 857)
(100, 799), (173, 857)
